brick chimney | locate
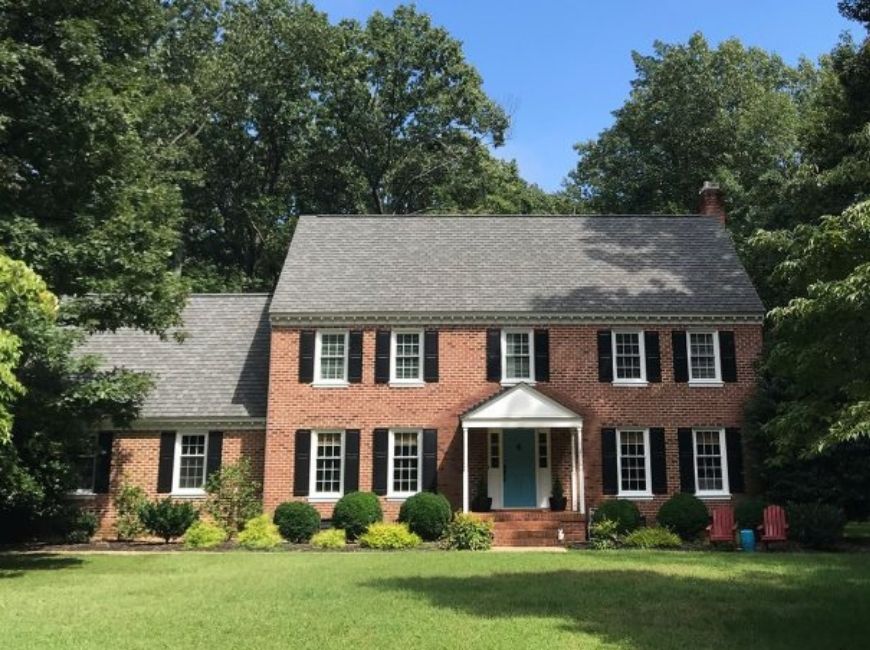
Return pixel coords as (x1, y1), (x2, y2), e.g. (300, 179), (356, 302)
(698, 181), (726, 225)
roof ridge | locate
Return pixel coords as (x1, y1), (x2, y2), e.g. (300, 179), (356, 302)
(304, 214), (712, 219)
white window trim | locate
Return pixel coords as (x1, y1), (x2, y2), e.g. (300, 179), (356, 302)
(172, 431), (209, 496)
(687, 330), (723, 385)
(389, 329), (424, 386)
(500, 328), (535, 385)
(692, 427), (730, 497)
(616, 428), (653, 498)
(309, 430), (345, 501)
(387, 428), (423, 499)
(313, 329), (349, 387)
(611, 330), (647, 385)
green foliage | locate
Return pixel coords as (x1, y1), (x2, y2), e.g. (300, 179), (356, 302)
(438, 513), (493, 550)
(657, 494), (709, 540)
(60, 508), (98, 544)
(139, 498), (199, 544)
(237, 514), (283, 550)
(551, 478), (565, 500)
(623, 526), (682, 549)
(183, 520), (226, 549)
(203, 458), (262, 539)
(332, 492), (383, 541)
(587, 518), (622, 550)
(310, 528), (347, 550)
(273, 502), (321, 543)
(735, 497), (766, 530)
(358, 523), (422, 550)
(113, 478), (147, 541)
(787, 502), (847, 549)
(591, 500), (642, 535)
(397, 492), (452, 541)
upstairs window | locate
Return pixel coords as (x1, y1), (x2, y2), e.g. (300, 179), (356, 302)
(173, 432), (209, 494)
(315, 330), (348, 384)
(391, 330), (423, 383)
(612, 331), (646, 383)
(693, 428), (729, 495)
(310, 431), (344, 498)
(501, 329), (534, 383)
(688, 331), (721, 383)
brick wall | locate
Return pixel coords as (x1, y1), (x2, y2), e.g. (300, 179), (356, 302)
(264, 324), (762, 520)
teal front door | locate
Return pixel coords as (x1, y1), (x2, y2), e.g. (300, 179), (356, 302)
(502, 429), (537, 507)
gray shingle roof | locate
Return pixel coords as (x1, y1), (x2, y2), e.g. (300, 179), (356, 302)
(271, 215), (764, 319)
(78, 294), (271, 421)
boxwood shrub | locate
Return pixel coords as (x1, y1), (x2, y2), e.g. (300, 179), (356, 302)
(398, 492), (452, 541)
(273, 501), (321, 543)
(183, 520), (226, 549)
(332, 491), (382, 540)
(139, 498), (199, 543)
(358, 523), (421, 549)
(238, 514), (283, 550)
(656, 493), (709, 540)
(591, 499), (642, 534)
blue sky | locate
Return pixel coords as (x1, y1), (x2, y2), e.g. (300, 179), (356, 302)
(315, 1), (860, 191)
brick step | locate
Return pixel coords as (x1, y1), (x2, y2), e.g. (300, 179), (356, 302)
(494, 528), (560, 540)
(493, 536), (563, 547)
(488, 510), (586, 523)
(494, 519), (585, 530)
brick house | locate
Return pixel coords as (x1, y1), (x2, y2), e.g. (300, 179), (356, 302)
(77, 184), (764, 545)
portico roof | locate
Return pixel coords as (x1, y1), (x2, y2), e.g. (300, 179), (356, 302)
(460, 383), (583, 429)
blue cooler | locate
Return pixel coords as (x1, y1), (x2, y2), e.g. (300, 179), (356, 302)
(740, 529), (756, 552)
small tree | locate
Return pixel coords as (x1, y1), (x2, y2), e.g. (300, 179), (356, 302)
(113, 477), (147, 541)
(203, 458), (261, 539)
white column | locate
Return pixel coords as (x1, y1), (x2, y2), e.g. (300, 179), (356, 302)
(576, 424), (586, 515)
(570, 427), (579, 512)
(462, 426), (469, 513)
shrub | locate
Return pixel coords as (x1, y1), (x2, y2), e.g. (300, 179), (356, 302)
(113, 478), (147, 541)
(787, 502), (846, 549)
(332, 491), (382, 540)
(237, 514), (283, 550)
(273, 501), (321, 543)
(439, 513), (493, 550)
(398, 492), (452, 541)
(183, 520), (226, 549)
(64, 509), (98, 544)
(588, 518), (621, 550)
(139, 498), (199, 543)
(359, 523), (422, 549)
(591, 500), (642, 534)
(657, 493), (709, 540)
(623, 525), (681, 549)
(735, 497), (765, 530)
(203, 458), (261, 539)
(311, 528), (346, 549)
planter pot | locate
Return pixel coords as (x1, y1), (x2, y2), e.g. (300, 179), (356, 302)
(471, 497), (492, 513)
(740, 529), (756, 552)
(549, 497), (567, 512)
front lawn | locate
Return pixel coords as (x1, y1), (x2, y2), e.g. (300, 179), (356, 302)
(1, 550), (868, 649)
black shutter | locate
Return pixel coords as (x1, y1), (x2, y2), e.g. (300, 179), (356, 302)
(677, 428), (695, 493)
(206, 431), (223, 481)
(424, 330), (439, 382)
(157, 431), (175, 494)
(725, 428), (744, 493)
(645, 331), (661, 382)
(601, 428), (617, 495)
(649, 428), (667, 494)
(299, 330), (315, 383)
(486, 329), (501, 381)
(720, 331), (737, 383)
(422, 429), (438, 492)
(375, 330), (390, 384)
(597, 331), (613, 382)
(93, 431), (114, 494)
(344, 429), (360, 493)
(534, 329), (550, 382)
(372, 428), (389, 495)
(672, 331), (689, 383)
(293, 430), (311, 497)
(348, 330), (363, 383)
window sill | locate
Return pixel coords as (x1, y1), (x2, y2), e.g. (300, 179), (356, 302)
(311, 381), (349, 389)
(696, 493), (731, 500)
(617, 494), (654, 501)
(612, 380), (649, 387)
(308, 496), (341, 503)
(386, 495), (416, 502)
(500, 379), (535, 387)
(388, 380), (425, 388)
(688, 381), (724, 388)
(170, 492), (206, 499)
(68, 491), (97, 499)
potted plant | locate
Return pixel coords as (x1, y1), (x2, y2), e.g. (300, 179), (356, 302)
(549, 477), (567, 512)
(470, 476), (492, 512)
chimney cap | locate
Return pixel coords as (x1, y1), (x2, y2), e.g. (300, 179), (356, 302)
(699, 180), (720, 194)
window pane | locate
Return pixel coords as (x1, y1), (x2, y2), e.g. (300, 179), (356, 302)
(319, 333), (346, 380)
(538, 433), (548, 468)
(614, 332), (642, 379)
(695, 430), (724, 492)
(315, 433), (342, 494)
(690, 333), (717, 380)
(395, 332), (421, 380)
(74, 455), (96, 491)
(179, 434), (207, 489)
(489, 433), (500, 469)
(392, 432), (419, 494)
(505, 332), (531, 380)
(619, 430), (647, 492)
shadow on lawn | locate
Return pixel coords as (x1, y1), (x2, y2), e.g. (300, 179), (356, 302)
(0, 553), (84, 579)
(366, 566), (868, 649)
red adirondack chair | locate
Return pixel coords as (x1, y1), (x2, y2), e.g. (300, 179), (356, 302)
(707, 506), (736, 543)
(758, 505), (789, 548)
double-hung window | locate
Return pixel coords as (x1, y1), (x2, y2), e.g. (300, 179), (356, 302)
(73, 443), (97, 495)
(616, 428), (651, 497)
(310, 431), (344, 498)
(687, 331), (721, 384)
(314, 330), (349, 385)
(501, 329), (534, 383)
(612, 331), (646, 383)
(693, 428), (729, 496)
(173, 432), (209, 495)
(390, 329), (423, 384)
(388, 429), (422, 498)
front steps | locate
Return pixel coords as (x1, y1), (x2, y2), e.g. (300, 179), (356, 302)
(479, 510), (587, 547)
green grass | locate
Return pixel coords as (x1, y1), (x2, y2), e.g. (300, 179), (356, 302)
(845, 520), (870, 540)
(1, 550), (869, 649)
